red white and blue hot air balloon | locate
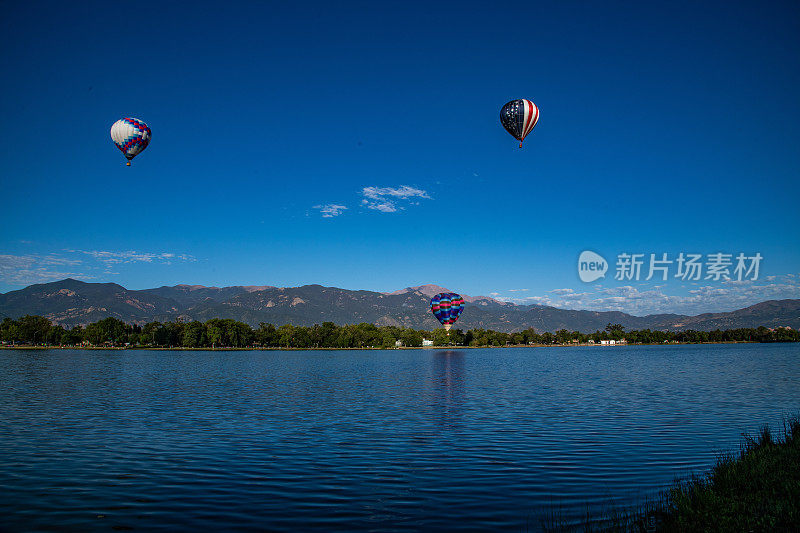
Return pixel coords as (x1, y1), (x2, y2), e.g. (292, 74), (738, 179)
(111, 118), (151, 166)
(430, 292), (465, 332)
(500, 99), (539, 148)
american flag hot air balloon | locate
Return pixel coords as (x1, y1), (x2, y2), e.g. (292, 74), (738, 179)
(500, 99), (539, 148)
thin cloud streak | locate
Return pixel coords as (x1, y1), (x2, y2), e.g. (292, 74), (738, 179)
(361, 185), (431, 213)
(313, 204), (348, 218)
(75, 250), (196, 265)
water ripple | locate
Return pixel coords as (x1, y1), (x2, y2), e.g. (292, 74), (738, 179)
(1, 344), (798, 531)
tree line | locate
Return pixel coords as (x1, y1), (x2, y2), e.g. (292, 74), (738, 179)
(1, 316), (798, 348)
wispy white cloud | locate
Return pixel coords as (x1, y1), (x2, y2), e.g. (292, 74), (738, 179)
(491, 274), (800, 315)
(76, 250), (196, 266)
(550, 288), (574, 295)
(496, 295), (553, 306)
(0, 254), (90, 286)
(0, 249), (197, 288)
(361, 199), (398, 213)
(361, 185), (431, 213)
(313, 204), (348, 218)
(314, 185), (432, 216)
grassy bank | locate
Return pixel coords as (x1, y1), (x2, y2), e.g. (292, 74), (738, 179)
(546, 417), (800, 531)
(654, 417), (800, 531)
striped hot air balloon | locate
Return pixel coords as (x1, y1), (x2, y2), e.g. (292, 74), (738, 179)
(110, 118), (151, 166)
(430, 292), (465, 332)
(500, 99), (539, 148)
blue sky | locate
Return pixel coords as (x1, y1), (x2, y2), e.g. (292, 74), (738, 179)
(1, 1), (799, 315)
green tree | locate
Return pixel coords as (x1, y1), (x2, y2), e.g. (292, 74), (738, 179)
(605, 323), (626, 340)
(400, 328), (423, 347)
(432, 328), (451, 346)
(182, 321), (207, 347)
(83, 317), (128, 345)
(255, 323), (278, 347)
(16, 315), (52, 344)
(277, 324), (296, 348)
(205, 319), (227, 347)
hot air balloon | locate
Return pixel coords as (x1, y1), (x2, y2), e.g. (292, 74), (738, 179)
(111, 118), (151, 166)
(430, 292), (465, 332)
(500, 99), (539, 148)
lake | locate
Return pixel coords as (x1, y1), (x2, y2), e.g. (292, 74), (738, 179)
(0, 343), (798, 531)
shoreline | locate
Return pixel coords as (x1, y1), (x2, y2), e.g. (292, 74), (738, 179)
(5, 315), (797, 349)
(0, 340), (773, 351)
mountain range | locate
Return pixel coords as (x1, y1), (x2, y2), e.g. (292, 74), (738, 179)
(1, 279), (798, 333)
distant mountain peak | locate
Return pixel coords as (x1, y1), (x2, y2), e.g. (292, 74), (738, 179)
(242, 285), (276, 292)
(384, 284), (452, 298)
(383, 284), (505, 304)
(172, 284), (276, 292)
(175, 284), (209, 291)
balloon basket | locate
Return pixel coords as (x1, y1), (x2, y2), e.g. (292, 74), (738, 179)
(126, 161), (131, 166)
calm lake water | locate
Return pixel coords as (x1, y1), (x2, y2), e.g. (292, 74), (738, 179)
(1, 343), (798, 531)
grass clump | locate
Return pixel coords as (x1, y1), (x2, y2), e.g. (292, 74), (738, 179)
(654, 417), (800, 531)
(542, 416), (800, 532)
